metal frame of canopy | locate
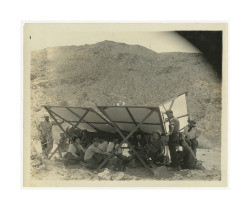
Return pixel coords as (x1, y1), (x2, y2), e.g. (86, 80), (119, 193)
(43, 106), (116, 160)
(97, 106), (165, 172)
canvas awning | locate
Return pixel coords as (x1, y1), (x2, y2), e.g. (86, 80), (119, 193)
(44, 106), (116, 133)
(97, 106), (165, 135)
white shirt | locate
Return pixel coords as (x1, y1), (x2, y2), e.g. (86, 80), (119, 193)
(84, 144), (104, 161)
(67, 143), (85, 157)
(183, 126), (200, 140)
(97, 141), (109, 152)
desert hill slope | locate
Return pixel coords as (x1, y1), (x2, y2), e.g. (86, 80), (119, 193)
(30, 40), (221, 148)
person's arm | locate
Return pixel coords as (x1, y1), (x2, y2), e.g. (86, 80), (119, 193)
(71, 152), (78, 157)
(183, 127), (188, 138)
(72, 152), (78, 157)
(169, 119), (175, 135)
(93, 145), (106, 154)
(78, 144), (86, 153)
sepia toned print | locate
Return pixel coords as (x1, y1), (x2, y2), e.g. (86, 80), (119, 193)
(23, 23), (227, 187)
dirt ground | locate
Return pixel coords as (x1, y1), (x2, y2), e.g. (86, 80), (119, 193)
(30, 148), (221, 181)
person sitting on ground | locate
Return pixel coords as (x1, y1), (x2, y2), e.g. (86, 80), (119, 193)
(183, 119), (200, 156)
(180, 119), (200, 169)
(128, 134), (140, 148)
(80, 129), (92, 148)
(147, 130), (165, 164)
(84, 138), (107, 169)
(64, 137), (86, 165)
(108, 139), (132, 171)
(134, 132), (150, 149)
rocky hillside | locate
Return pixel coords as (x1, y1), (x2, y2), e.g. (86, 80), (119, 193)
(30, 40), (221, 148)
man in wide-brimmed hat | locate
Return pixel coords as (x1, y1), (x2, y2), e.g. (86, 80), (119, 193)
(147, 130), (165, 164)
(183, 119), (199, 156)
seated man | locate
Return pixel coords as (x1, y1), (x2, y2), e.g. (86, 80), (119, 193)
(64, 137), (86, 165)
(148, 130), (165, 164)
(108, 139), (132, 171)
(128, 136), (139, 148)
(183, 119), (200, 156)
(80, 129), (92, 148)
(84, 138), (107, 169)
(180, 132), (197, 169)
(134, 132), (150, 149)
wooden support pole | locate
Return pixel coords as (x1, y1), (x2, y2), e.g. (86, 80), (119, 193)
(70, 108), (89, 132)
(185, 92), (191, 121)
(182, 138), (197, 161)
(47, 109), (75, 127)
(169, 98), (175, 110)
(162, 104), (167, 111)
(177, 113), (190, 119)
(67, 108), (100, 132)
(126, 107), (141, 132)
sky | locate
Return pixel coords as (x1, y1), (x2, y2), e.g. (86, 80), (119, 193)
(25, 24), (200, 53)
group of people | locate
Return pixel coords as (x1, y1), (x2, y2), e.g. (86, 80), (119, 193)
(37, 110), (200, 171)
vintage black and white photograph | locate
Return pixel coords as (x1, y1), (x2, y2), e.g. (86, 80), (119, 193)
(23, 23), (227, 187)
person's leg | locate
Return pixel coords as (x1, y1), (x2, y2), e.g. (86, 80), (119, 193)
(46, 136), (54, 156)
(191, 139), (198, 157)
(168, 142), (174, 166)
(155, 154), (165, 164)
(41, 143), (48, 157)
(169, 134), (180, 168)
(41, 136), (48, 157)
(117, 155), (130, 165)
(151, 152), (157, 163)
(66, 153), (82, 164)
(86, 158), (100, 169)
(93, 153), (106, 163)
(169, 139), (177, 167)
(57, 144), (63, 157)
